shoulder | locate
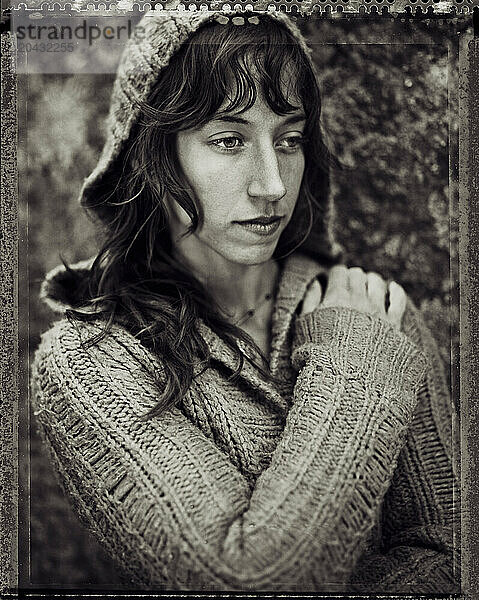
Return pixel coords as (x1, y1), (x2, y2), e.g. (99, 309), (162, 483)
(34, 316), (163, 368)
(31, 316), (166, 417)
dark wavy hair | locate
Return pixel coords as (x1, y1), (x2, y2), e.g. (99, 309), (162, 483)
(65, 15), (337, 419)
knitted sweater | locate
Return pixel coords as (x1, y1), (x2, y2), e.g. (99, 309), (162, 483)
(30, 252), (460, 593)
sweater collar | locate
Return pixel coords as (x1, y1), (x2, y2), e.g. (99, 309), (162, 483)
(270, 252), (328, 373)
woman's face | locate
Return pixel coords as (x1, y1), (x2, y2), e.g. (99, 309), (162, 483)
(170, 94), (306, 268)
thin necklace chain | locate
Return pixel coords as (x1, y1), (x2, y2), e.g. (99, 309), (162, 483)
(234, 291), (274, 327)
(219, 260), (279, 327)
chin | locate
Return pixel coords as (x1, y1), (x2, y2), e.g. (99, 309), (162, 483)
(224, 244), (277, 266)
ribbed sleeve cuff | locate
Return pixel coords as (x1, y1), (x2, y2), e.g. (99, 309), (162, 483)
(292, 307), (427, 394)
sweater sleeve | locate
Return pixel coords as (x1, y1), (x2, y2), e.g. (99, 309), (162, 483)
(347, 298), (460, 593)
(30, 310), (426, 591)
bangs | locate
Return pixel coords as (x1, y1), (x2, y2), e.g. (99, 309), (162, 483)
(187, 17), (314, 121)
(144, 14), (320, 131)
(203, 24), (308, 117)
(215, 47), (304, 116)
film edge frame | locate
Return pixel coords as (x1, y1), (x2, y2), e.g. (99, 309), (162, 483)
(1, 0), (478, 598)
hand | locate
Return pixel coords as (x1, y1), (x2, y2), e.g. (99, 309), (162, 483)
(301, 265), (406, 329)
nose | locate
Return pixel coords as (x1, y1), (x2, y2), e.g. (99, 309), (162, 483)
(247, 145), (287, 203)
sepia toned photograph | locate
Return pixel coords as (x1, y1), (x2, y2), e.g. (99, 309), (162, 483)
(3, 1), (473, 595)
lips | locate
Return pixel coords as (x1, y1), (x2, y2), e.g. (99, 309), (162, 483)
(236, 216), (282, 225)
(234, 215), (283, 237)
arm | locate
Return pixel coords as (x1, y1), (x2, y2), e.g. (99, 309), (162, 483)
(348, 297), (460, 593)
(31, 311), (426, 591)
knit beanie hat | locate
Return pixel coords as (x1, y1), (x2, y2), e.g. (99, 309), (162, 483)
(79, 9), (343, 264)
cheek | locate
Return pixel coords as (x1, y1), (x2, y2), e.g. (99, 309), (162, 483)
(178, 143), (245, 208)
(282, 154), (305, 198)
(190, 170), (243, 224)
(180, 169), (247, 225)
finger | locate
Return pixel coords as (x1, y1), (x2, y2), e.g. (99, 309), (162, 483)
(301, 279), (323, 315)
(367, 271), (387, 315)
(326, 264), (348, 293)
(387, 281), (407, 328)
(348, 267), (367, 296)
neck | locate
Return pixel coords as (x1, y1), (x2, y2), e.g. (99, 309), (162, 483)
(173, 248), (279, 322)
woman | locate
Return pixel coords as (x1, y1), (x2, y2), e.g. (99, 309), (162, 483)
(31, 10), (459, 593)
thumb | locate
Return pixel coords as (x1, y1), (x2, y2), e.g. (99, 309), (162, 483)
(301, 278), (323, 315)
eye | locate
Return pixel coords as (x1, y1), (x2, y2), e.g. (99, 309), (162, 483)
(209, 136), (244, 151)
(276, 134), (307, 152)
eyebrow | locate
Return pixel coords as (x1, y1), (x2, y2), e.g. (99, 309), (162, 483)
(211, 112), (306, 126)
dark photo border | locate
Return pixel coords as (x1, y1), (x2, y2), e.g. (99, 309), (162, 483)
(1, 1), (478, 598)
